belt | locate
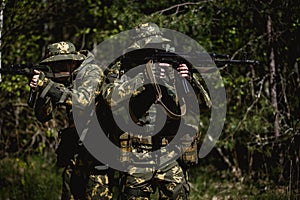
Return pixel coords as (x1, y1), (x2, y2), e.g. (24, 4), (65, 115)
(124, 187), (150, 198)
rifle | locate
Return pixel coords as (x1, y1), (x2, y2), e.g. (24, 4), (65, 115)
(0, 63), (52, 107)
(118, 48), (259, 108)
(120, 48), (260, 73)
(151, 51), (259, 73)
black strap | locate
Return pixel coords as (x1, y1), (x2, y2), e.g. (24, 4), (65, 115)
(124, 187), (150, 198)
(145, 60), (186, 119)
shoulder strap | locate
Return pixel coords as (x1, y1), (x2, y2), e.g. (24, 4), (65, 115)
(145, 60), (186, 119)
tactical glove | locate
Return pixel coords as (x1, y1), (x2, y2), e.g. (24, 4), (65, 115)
(36, 72), (69, 105)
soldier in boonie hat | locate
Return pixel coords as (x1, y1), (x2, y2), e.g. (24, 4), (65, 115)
(111, 22), (192, 200)
(38, 41), (87, 82)
(40, 41), (86, 64)
(29, 41), (112, 200)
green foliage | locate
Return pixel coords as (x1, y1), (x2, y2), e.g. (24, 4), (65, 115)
(188, 164), (290, 200)
(0, 155), (61, 200)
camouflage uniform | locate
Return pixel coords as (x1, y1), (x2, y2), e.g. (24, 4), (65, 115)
(102, 23), (208, 200)
(32, 42), (113, 200)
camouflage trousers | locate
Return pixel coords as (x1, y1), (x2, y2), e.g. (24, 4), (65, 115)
(61, 154), (113, 200)
(121, 161), (190, 200)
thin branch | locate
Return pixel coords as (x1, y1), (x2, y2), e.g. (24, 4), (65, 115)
(154, 1), (214, 15)
(231, 33), (267, 60)
(216, 146), (233, 168)
(233, 74), (268, 135)
(279, 73), (291, 120)
(247, 127), (299, 148)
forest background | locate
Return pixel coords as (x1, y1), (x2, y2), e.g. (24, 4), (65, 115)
(0, 0), (299, 199)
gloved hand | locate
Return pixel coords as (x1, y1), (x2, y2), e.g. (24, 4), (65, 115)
(177, 63), (190, 79)
(152, 62), (168, 79)
(151, 63), (190, 80)
(29, 70), (47, 88)
(29, 69), (66, 104)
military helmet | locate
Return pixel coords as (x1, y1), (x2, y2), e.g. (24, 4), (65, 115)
(40, 41), (86, 64)
(129, 22), (171, 49)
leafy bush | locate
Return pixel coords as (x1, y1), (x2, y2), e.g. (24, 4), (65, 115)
(188, 164), (290, 200)
(0, 155), (61, 200)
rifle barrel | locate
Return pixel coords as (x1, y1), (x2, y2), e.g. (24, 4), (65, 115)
(0, 64), (51, 76)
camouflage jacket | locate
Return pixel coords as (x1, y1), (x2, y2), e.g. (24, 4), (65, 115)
(102, 61), (182, 122)
(101, 64), (210, 139)
(34, 51), (104, 125)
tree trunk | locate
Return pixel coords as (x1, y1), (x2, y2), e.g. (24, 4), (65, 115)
(0, 0), (5, 82)
(267, 15), (280, 138)
(267, 14), (284, 182)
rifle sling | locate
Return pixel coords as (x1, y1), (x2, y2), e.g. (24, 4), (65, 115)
(145, 60), (185, 119)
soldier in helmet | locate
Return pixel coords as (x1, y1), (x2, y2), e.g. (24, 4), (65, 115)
(101, 22), (209, 199)
(29, 41), (113, 200)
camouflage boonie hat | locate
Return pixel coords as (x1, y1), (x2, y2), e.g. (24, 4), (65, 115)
(40, 41), (86, 64)
(129, 22), (171, 49)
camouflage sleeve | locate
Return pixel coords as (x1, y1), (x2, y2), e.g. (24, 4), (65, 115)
(35, 63), (104, 112)
(192, 72), (211, 108)
(34, 94), (54, 123)
(71, 63), (104, 110)
(102, 72), (145, 108)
